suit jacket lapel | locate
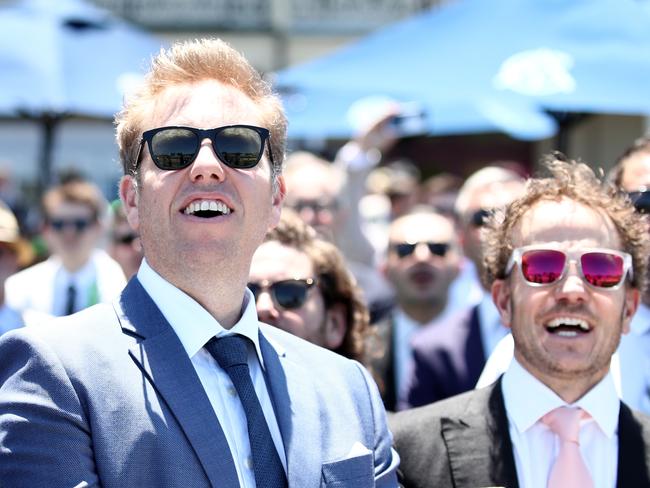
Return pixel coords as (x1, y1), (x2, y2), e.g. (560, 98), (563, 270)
(260, 331), (323, 487)
(616, 402), (650, 487)
(442, 381), (519, 488)
(119, 279), (239, 488)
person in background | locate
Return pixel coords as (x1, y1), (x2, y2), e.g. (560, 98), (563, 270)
(107, 199), (143, 279)
(0, 202), (33, 333)
(283, 109), (404, 324)
(249, 209), (369, 362)
(0, 38), (398, 487)
(369, 206), (461, 410)
(447, 164), (527, 313)
(5, 179), (126, 319)
(390, 156), (650, 487)
(400, 167), (525, 408)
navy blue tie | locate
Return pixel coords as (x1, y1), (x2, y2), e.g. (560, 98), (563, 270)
(205, 335), (287, 488)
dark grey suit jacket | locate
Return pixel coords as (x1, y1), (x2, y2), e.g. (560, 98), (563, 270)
(389, 380), (650, 488)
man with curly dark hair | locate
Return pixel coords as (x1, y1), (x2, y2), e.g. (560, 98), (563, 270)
(390, 155), (650, 488)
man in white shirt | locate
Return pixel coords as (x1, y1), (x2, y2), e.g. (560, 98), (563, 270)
(478, 136), (650, 415)
(5, 179), (126, 319)
(390, 155), (650, 487)
(0, 39), (398, 487)
(370, 207), (462, 410)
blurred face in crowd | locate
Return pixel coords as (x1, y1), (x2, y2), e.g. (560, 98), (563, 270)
(43, 201), (100, 272)
(492, 198), (638, 394)
(461, 180), (525, 273)
(120, 80), (284, 288)
(619, 150), (650, 304)
(620, 150), (650, 192)
(284, 165), (342, 241)
(249, 240), (345, 349)
(108, 221), (142, 279)
(385, 211), (460, 318)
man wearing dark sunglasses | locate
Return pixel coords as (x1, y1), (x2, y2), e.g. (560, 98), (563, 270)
(369, 206), (461, 410)
(399, 166), (526, 410)
(5, 179), (126, 319)
(390, 156), (650, 487)
(0, 39), (398, 487)
(250, 209), (369, 362)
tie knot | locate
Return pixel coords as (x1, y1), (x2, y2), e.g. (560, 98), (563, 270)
(542, 407), (588, 443)
(206, 335), (249, 369)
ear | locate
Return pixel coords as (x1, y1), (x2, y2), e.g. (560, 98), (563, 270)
(323, 303), (347, 350)
(269, 175), (286, 229)
(492, 278), (512, 329)
(119, 175), (140, 232)
(621, 287), (640, 335)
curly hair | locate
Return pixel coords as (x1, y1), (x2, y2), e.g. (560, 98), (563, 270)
(264, 210), (370, 362)
(115, 38), (286, 190)
(482, 154), (649, 293)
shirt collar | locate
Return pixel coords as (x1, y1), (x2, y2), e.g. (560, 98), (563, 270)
(502, 358), (619, 438)
(137, 259), (265, 368)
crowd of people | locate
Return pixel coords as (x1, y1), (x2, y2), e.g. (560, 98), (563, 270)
(1, 37), (649, 487)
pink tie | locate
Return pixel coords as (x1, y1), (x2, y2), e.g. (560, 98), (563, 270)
(542, 407), (594, 488)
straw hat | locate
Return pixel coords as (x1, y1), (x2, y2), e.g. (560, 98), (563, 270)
(0, 203), (34, 268)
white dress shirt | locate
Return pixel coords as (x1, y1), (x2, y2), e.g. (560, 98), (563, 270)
(137, 260), (287, 488)
(5, 249), (126, 317)
(502, 360), (619, 488)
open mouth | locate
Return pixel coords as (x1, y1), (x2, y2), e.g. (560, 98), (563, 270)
(545, 317), (591, 337)
(183, 199), (232, 218)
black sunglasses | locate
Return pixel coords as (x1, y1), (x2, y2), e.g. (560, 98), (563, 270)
(248, 278), (316, 310)
(627, 190), (650, 214)
(136, 125), (274, 171)
(49, 218), (94, 233)
(391, 241), (450, 259)
(112, 232), (139, 245)
(469, 208), (493, 227)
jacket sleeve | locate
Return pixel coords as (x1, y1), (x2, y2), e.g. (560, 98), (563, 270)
(0, 328), (99, 487)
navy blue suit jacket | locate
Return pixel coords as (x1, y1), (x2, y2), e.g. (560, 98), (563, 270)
(0, 278), (398, 487)
(400, 305), (487, 409)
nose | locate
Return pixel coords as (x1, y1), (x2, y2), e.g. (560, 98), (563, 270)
(254, 290), (280, 322)
(413, 242), (434, 261)
(188, 138), (227, 182)
(554, 262), (588, 302)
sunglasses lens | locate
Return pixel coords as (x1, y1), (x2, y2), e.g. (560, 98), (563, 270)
(394, 243), (415, 258)
(521, 249), (565, 284)
(214, 127), (263, 168)
(273, 281), (308, 309)
(427, 243), (449, 257)
(151, 128), (199, 170)
(629, 191), (650, 214)
(581, 252), (624, 287)
(248, 283), (262, 300)
(470, 208), (491, 227)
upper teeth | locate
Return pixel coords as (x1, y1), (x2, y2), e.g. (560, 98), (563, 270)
(184, 200), (231, 215)
(546, 317), (590, 331)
